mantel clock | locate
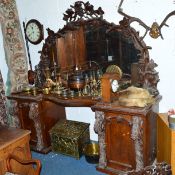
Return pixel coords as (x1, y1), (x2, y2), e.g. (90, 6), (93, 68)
(101, 65), (122, 103)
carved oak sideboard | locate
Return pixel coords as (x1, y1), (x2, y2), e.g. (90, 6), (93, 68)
(91, 95), (161, 174)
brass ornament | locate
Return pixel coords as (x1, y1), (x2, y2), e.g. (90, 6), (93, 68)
(106, 65), (122, 79)
(149, 22), (160, 39)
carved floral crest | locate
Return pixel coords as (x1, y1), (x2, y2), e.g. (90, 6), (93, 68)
(63, 1), (104, 23)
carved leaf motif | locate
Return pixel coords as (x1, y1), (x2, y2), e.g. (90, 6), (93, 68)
(131, 116), (144, 171)
(94, 111), (107, 168)
(127, 162), (172, 174)
(63, 1), (104, 23)
(29, 102), (44, 151)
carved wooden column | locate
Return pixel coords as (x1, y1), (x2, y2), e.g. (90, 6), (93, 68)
(29, 102), (44, 151)
(94, 111), (106, 168)
(131, 116), (144, 171)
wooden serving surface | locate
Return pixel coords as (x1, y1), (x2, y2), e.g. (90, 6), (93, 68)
(8, 92), (100, 107)
(0, 126), (31, 150)
(92, 95), (162, 115)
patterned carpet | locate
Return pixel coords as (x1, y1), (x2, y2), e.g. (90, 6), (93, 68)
(32, 151), (106, 175)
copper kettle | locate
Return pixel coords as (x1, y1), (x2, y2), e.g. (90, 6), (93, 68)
(68, 65), (85, 90)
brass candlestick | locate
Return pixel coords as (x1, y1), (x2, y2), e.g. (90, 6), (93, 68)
(83, 74), (90, 96)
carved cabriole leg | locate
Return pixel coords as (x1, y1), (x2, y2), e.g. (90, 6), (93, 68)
(29, 102), (44, 151)
(131, 116), (144, 171)
(94, 111), (106, 168)
(8, 100), (20, 128)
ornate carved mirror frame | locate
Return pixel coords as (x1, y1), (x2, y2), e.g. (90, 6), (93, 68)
(36, 1), (159, 96)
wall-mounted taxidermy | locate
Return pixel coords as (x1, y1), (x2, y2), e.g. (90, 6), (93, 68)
(118, 0), (175, 39)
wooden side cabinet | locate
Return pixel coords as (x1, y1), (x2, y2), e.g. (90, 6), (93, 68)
(92, 96), (160, 174)
(157, 113), (175, 175)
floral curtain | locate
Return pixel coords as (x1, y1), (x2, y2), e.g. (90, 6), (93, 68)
(0, 0), (28, 94)
(0, 0), (28, 126)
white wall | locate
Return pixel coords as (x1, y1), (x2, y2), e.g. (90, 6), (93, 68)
(1, 0), (175, 140)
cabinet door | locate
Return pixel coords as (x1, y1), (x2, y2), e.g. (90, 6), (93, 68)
(18, 102), (38, 145)
(105, 114), (135, 171)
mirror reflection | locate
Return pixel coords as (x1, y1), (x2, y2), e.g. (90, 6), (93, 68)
(85, 26), (140, 74)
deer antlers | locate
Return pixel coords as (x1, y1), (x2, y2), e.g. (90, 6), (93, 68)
(118, 0), (150, 39)
(118, 0), (175, 39)
(159, 10), (175, 39)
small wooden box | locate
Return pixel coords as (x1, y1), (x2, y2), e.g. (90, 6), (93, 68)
(157, 113), (175, 174)
(49, 120), (90, 159)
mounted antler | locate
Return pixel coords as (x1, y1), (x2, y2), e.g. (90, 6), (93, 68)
(118, 0), (175, 39)
(158, 10), (175, 39)
(118, 0), (150, 39)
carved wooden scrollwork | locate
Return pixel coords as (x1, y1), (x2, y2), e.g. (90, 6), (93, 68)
(29, 102), (44, 151)
(140, 59), (160, 95)
(94, 111), (107, 168)
(127, 162), (172, 175)
(36, 1), (160, 96)
(109, 17), (159, 95)
(131, 116), (144, 171)
(63, 1), (104, 23)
